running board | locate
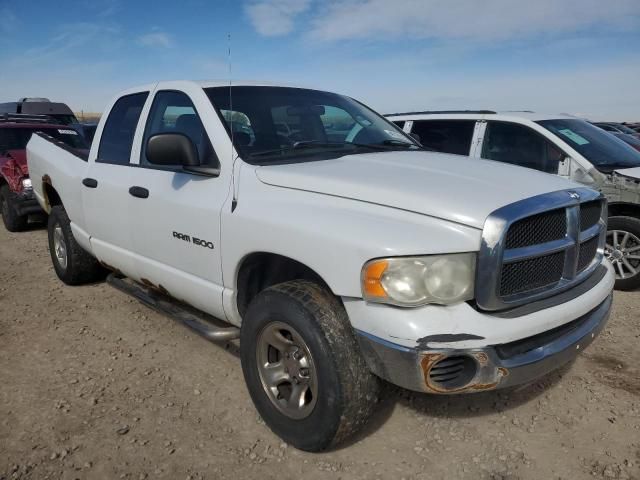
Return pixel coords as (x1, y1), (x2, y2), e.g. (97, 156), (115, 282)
(106, 274), (240, 342)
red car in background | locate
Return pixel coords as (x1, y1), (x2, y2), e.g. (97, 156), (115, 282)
(0, 114), (88, 231)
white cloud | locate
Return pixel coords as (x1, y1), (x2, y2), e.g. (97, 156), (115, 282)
(336, 59), (640, 122)
(137, 32), (172, 48)
(308, 0), (640, 42)
(245, 0), (311, 36)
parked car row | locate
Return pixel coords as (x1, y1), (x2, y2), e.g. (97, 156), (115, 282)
(0, 113), (89, 231)
(386, 110), (640, 290)
(0, 81), (616, 451)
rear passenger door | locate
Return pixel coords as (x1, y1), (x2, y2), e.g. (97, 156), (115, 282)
(83, 91), (149, 277)
(480, 121), (565, 174)
(410, 120), (477, 155)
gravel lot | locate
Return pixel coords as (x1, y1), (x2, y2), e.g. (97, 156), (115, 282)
(1, 224), (639, 480)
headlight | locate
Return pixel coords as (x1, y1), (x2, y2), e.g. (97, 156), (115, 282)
(21, 178), (32, 189)
(361, 253), (476, 307)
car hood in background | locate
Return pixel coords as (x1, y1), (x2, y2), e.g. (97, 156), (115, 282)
(614, 167), (640, 181)
(256, 151), (581, 229)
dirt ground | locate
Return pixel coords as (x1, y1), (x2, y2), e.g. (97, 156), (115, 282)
(1, 225), (639, 480)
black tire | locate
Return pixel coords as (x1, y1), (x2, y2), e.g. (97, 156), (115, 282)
(1, 184), (28, 232)
(240, 280), (380, 452)
(607, 216), (640, 291)
(47, 205), (106, 285)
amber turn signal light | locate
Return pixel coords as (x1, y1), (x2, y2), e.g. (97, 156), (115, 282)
(362, 260), (388, 298)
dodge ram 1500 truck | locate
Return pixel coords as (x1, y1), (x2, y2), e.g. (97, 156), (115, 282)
(27, 81), (615, 451)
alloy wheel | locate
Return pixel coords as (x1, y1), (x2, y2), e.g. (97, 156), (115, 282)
(605, 229), (640, 279)
(53, 224), (68, 270)
(256, 321), (318, 420)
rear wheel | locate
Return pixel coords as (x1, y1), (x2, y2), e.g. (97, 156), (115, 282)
(47, 205), (106, 285)
(1, 185), (28, 232)
(240, 280), (380, 451)
(605, 216), (640, 291)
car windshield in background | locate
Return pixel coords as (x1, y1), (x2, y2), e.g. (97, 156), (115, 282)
(612, 124), (638, 135)
(537, 119), (640, 172)
(205, 86), (421, 164)
(0, 127), (88, 153)
(50, 114), (79, 125)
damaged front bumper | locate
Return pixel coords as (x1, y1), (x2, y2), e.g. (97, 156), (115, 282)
(355, 294), (611, 393)
(8, 188), (44, 217)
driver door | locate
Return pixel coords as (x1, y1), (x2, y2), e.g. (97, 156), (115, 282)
(127, 90), (230, 319)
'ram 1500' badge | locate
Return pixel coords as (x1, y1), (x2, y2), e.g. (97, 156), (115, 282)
(172, 231), (214, 249)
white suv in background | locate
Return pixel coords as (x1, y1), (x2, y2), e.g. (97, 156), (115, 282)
(387, 110), (640, 290)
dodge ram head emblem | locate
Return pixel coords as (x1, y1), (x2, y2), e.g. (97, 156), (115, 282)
(568, 191), (580, 200)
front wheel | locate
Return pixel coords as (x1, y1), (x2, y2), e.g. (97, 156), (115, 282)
(605, 216), (640, 291)
(240, 280), (380, 451)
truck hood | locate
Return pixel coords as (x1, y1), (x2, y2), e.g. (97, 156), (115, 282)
(614, 167), (640, 181)
(255, 151), (581, 229)
(0, 150), (28, 192)
(3, 150), (28, 171)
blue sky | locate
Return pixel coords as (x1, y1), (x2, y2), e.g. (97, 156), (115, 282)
(1, 0), (639, 120)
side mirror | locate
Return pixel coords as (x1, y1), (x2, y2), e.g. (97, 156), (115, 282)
(147, 133), (200, 167)
(409, 132), (421, 143)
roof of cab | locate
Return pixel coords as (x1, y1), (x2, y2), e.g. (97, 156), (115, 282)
(386, 111), (579, 122)
(117, 80), (322, 97)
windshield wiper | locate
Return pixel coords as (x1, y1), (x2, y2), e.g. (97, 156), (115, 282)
(379, 139), (424, 149)
(249, 141), (389, 157)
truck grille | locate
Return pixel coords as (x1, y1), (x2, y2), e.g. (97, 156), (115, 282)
(500, 251), (565, 296)
(580, 201), (602, 231)
(505, 208), (566, 249)
(476, 189), (606, 311)
(578, 236), (599, 273)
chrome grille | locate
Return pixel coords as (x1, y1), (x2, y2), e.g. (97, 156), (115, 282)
(500, 251), (565, 296)
(580, 201), (602, 231)
(476, 188), (606, 311)
(578, 236), (599, 273)
(505, 208), (566, 249)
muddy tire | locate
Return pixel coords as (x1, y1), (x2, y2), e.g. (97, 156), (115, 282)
(606, 216), (640, 291)
(47, 205), (106, 285)
(240, 280), (380, 452)
(1, 185), (28, 232)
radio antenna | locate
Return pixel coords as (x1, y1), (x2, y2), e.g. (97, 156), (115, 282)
(228, 32), (234, 159)
(228, 33), (239, 212)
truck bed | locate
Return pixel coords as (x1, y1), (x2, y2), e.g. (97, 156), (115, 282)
(26, 133), (89, 237)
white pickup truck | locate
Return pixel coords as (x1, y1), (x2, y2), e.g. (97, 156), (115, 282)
(27, 81), (614, 451)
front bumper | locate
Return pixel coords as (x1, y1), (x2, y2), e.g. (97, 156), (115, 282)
(9, 189), (44, 217)
(351, 264), (614, 394)
(356, 294), (611, 393)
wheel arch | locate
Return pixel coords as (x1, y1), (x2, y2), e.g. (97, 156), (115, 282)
(608, 202), (640, 220)
(42, 177), (63, 212)
(235, 251), (334, 319)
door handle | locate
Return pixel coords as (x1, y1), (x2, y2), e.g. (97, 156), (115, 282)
(129, 186), (149, 199)
(82, 178), (98, 188)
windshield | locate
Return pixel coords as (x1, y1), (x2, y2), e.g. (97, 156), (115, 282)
(537, 119), (640, 172)
(50, 114), (79, 125)
(612, 124), (638, 135)
(0, 126), (88, 154)
(205, 86), (421, 164)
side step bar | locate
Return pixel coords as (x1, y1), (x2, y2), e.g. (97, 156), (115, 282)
(106, 274), (240, 342)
